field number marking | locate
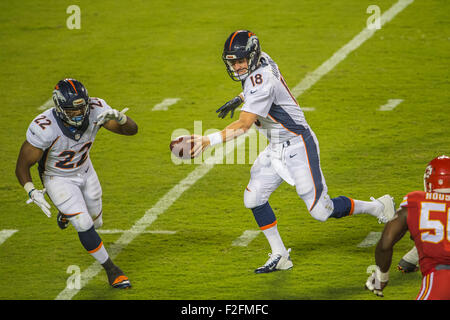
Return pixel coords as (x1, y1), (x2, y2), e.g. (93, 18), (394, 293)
(0, 230), (18, 246)
(152, 98), (181, 111)
(378, 99), (403, 111)
(357, 231), (382, 248)
(232, 230), (261, 247)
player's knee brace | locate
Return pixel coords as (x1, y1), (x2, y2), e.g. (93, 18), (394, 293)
(70, 212), (94, 232)
(244, 187), (266, 209)
(309, 196), (334, 222)
(310, 206), (330, 222)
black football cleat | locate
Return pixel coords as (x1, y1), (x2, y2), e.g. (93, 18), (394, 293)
(106, 266), (131, 289)
(254, 249), (293, 274)
(397, 258), (419, 273)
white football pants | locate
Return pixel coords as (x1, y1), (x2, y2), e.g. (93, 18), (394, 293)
(43, 163), (103, 232)
(244, 129), (334, 222)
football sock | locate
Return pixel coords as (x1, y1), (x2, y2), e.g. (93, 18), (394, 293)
(101, 257), (116, 271)
(329, 196), (354, 218)
(78, 225), (109, 264)
(251, 202), (287, 256)
(352, 199), (381, 215)
(402, 246), (419, 264)
(262, 225), (288, 256)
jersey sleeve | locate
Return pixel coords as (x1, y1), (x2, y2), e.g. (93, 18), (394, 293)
(399, 191), (423, 210)
(89, 97), (113, 119)
(240, 70), (275, 118)
(26, 116), (56, 150)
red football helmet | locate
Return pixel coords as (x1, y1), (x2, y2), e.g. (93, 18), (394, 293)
(423, 155), (450, 193)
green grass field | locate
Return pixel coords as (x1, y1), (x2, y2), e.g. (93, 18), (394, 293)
(0, 0), (448, 302)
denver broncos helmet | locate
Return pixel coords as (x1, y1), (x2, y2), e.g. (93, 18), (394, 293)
(52, 78), (90, 127)
(222, 30), (261, 81)
(424, 155), (450, 193)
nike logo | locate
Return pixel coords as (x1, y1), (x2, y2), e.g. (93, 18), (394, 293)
(289, 154), (297, 158)
(250, 89), (257, 94)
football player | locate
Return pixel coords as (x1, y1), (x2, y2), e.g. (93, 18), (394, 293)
(15, 78), (138, 289)
(190, 30), (396, 273)
(366, 155), (450, 299)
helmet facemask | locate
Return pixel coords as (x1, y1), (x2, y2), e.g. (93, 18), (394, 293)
(53, 94), (90, 128)
(224, 57), (250, 81)
(52, 79), (90, 128)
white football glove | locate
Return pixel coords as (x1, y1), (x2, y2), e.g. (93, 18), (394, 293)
(96, 107), (129, 126)
(26, 188), (52, 218)
(365, 266), (388, 297)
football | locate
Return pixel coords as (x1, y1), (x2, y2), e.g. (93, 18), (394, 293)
(170, 135), (195, 159)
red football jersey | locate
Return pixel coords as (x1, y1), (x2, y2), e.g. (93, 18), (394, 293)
(400, 191), (450, 275)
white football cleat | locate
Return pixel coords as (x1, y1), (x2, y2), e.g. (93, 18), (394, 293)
(255, 248), (293, 274)
(370, 195), (396, 223)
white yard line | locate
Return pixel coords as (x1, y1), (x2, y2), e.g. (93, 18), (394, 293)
(38, 97), (53, 110)
(357, 232), (382, 248)
(378, 99), (403, 111)
(55, 135), (251, 300)
(152, 98), (181, 111)
(292, 0), (414, 98)
(55, 0), (414, 300)
(232, 230), (261, 247)
(0, 230), (18, 246)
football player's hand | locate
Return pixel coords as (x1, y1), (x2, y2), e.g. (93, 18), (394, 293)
(96, 107), (129, 126)
(27, 188), (51, 218)
(216, 94), (243, 119)
(365, 269), (388, 297)
(189, 135), (209, 158)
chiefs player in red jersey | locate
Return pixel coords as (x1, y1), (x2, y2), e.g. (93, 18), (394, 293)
(365, 155), (450, 299)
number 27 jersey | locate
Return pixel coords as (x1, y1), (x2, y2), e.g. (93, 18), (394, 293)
(26, 97), (112, 177)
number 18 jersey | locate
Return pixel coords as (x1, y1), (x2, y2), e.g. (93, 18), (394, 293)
(240, 52), (310, 144)
(26, 97), (112, 177)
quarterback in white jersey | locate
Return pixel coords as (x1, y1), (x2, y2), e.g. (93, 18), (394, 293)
(15, 78), (137, 289)
(192, 30), (396, 273)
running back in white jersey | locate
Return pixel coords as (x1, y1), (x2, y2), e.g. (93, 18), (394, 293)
(241, 52), (309, 143)
(26, 97), (112, 177)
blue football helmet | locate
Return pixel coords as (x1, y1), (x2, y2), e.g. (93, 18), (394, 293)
(222, 30), (261, 81)
(52, 78), (90, 127)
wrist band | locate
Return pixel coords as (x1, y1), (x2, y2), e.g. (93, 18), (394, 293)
(24, 182), (35, 196)
(207, 132), (223, 146)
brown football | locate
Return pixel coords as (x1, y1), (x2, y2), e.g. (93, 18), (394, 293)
(170, 135), (195, 159)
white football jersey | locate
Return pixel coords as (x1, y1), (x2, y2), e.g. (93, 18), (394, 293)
(26, 97), (112, 177)
(241, 52), (309, 143)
